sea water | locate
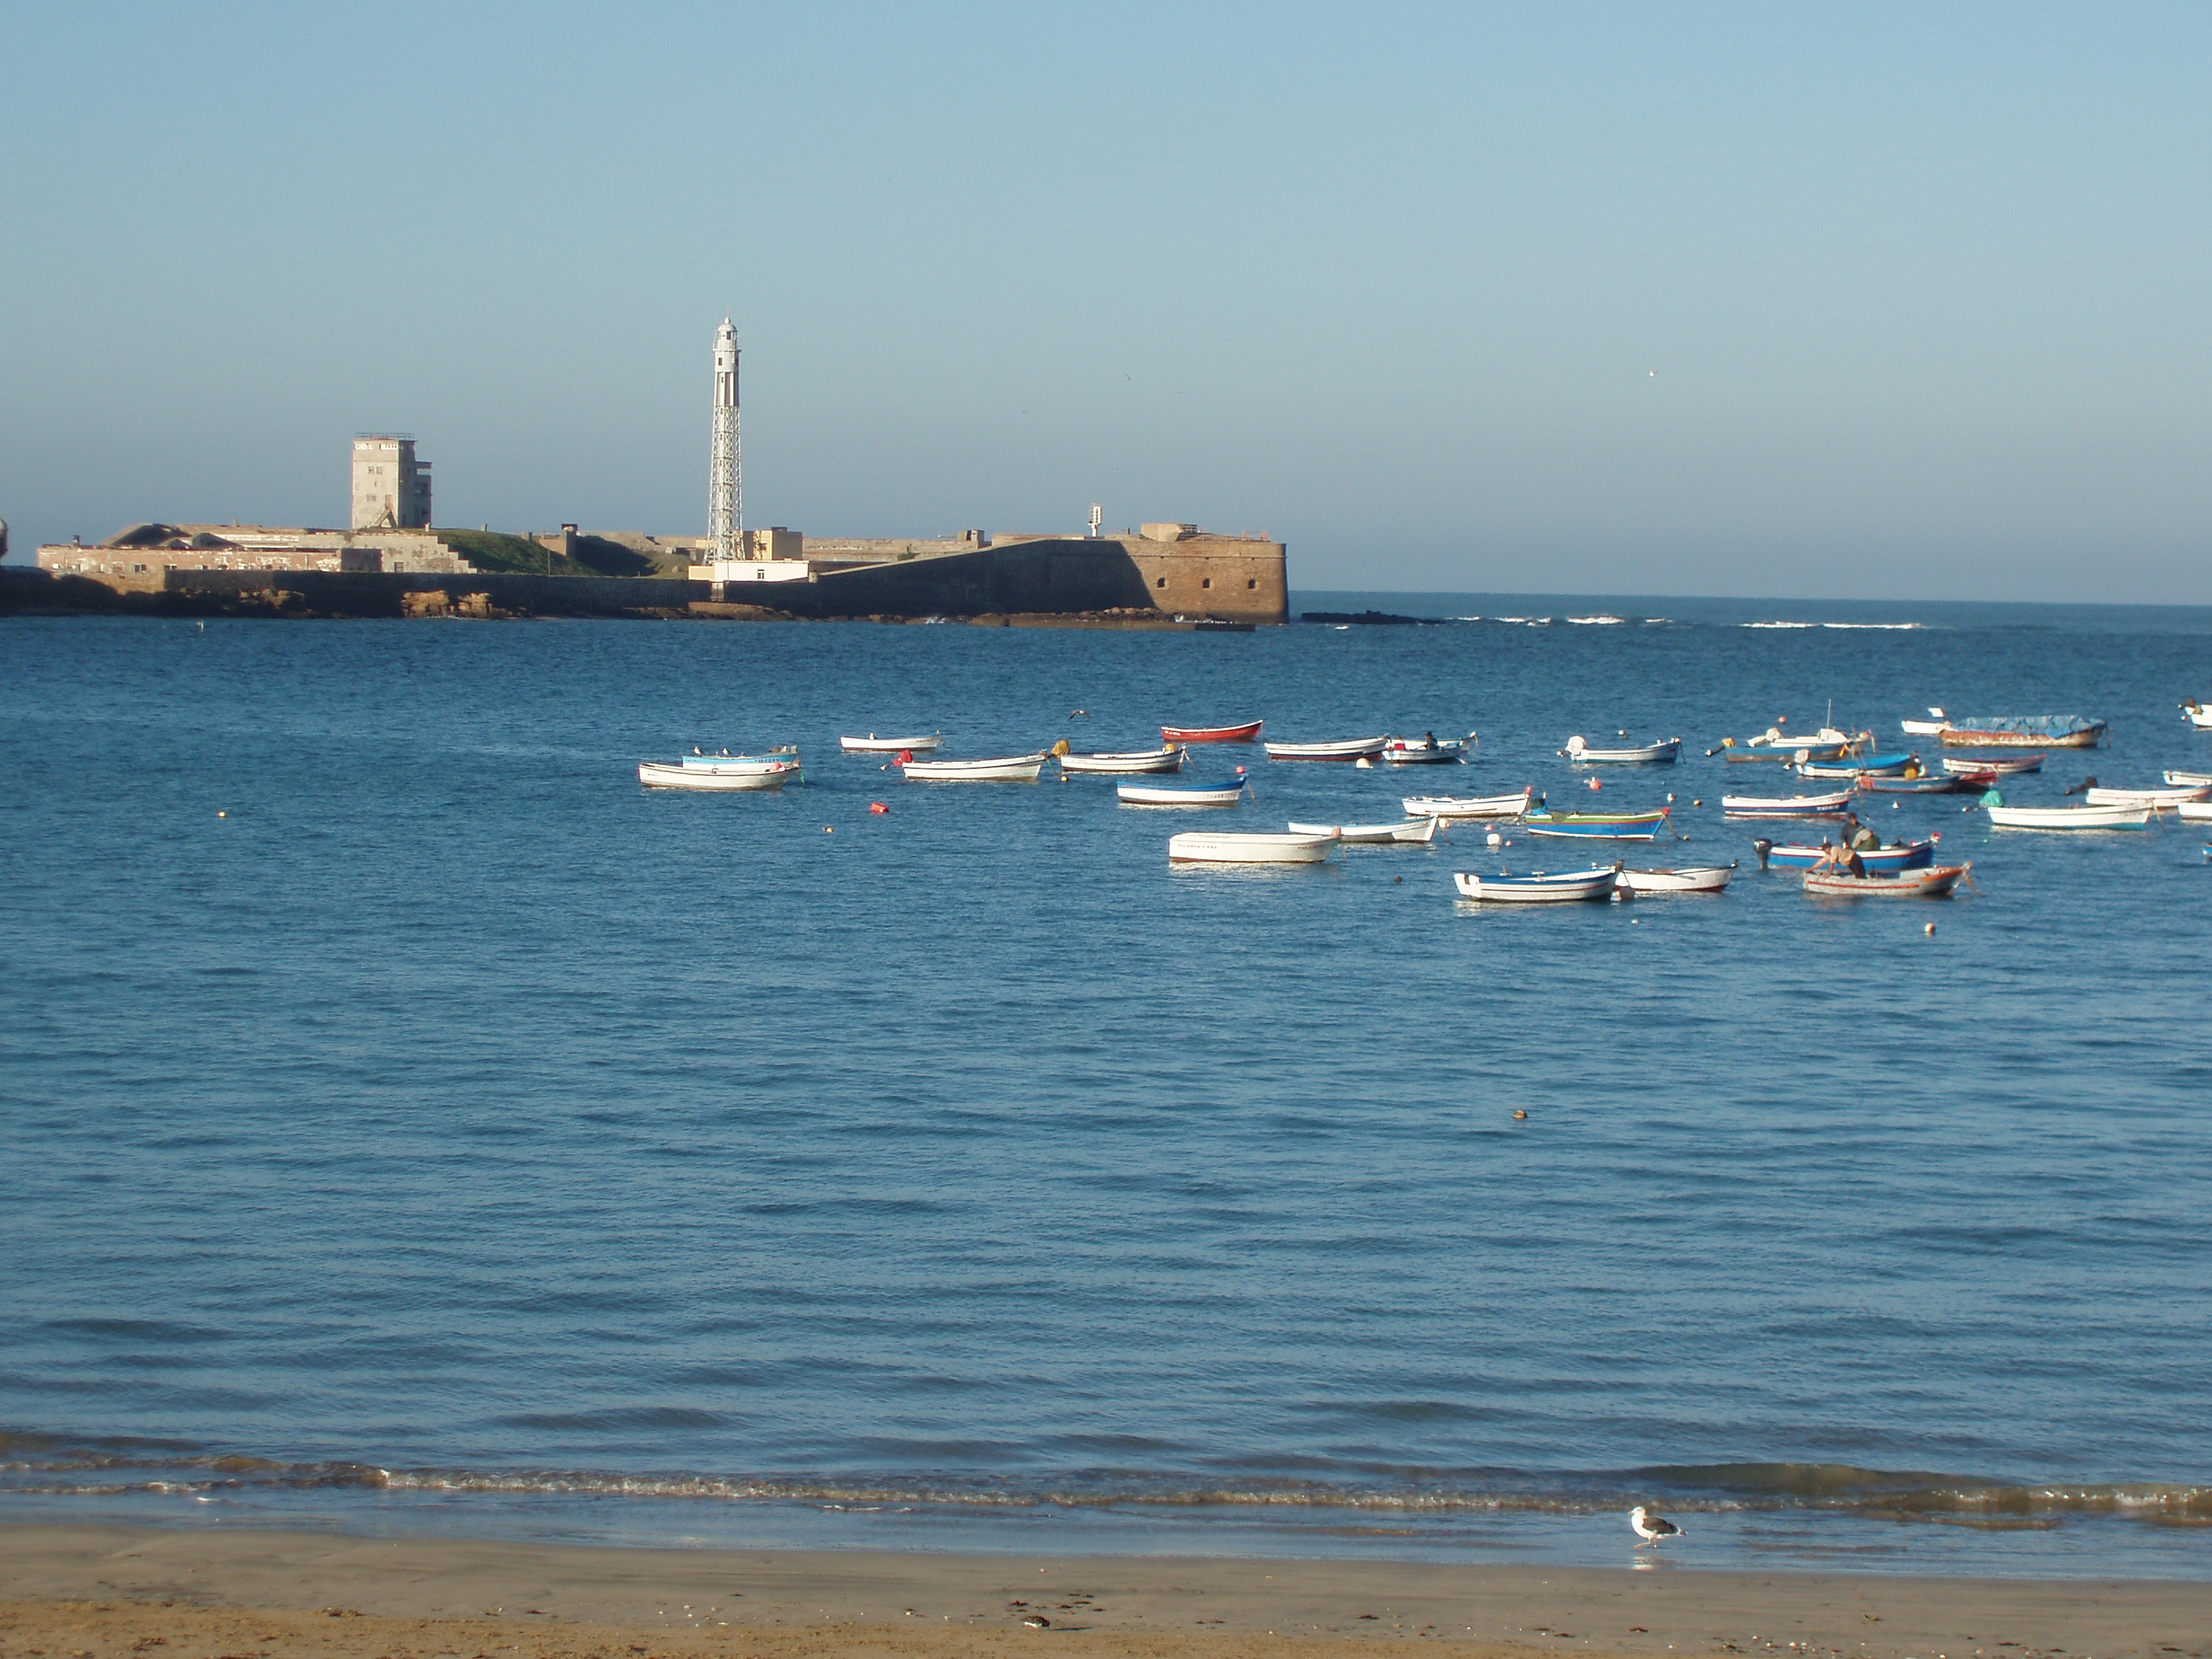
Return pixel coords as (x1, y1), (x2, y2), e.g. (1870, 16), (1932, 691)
(4, 595), (2210, 1579)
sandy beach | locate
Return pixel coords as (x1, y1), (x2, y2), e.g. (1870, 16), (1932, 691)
(2, 1524), (2206, 1659)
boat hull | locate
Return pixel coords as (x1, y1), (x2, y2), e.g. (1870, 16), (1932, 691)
(1617, 865), (1734, 893)
(1287, 817), (1441, 844)
(1562, 737), (1680, 764)
(902, 753), (1049, 782)
(1723, 792), (1856, 815)
(1059, 747), (1188, 775)
(2163, 770), (2212, 788)
(1943, 753), (2045, 776)
(1452, 869), (1617, 903)
(1986, 805), (2150, 830)
(1380, 739), (1469, 764)
(1404, 791), (1533, 819)
(1119, 780), (1247, 807)
(1760, 839), (1936, 872)
(840, 734), (943, 753)
(1168, 832), (1334, 864)
(1162, 720), (1262, 744)
(1856, 774), (1968, 793)
(1525, 823), (1659, 840)
(1939, 720), (2106, 748)
(1804, 863), (1969, 898)
(1264, 736), (1390, 760)
(639, 760), (796, 790)
(2082, 786), (2212, 808)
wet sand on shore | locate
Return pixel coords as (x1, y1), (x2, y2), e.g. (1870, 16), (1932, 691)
(3, 1523), (2207, 1659)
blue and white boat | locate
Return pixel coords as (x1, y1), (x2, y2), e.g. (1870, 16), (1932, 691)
(1796, 751), (1914, 778)
(1119, 771), (1251, 807)
(1452, 866), (1618, 903)
(1754, 837), (1938, 873)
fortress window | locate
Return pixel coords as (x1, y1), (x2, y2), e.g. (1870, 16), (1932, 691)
(1156, 577), (1166, 588)
(1247, 578), (1258, 588)
(1201, 577), (1211, 589)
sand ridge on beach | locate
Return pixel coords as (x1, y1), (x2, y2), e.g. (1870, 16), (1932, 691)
(3, 1525), (2209, 1659)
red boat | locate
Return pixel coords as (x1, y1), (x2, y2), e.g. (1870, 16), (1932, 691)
(1161, 720), (1263, 744)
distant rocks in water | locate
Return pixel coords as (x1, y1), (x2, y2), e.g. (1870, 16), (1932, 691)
(1301, 610), (1448, 625)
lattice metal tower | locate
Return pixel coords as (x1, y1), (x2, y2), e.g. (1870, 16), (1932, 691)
(709, 317), (742, 562)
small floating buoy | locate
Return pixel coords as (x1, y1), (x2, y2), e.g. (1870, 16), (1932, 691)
(823, 826), (834, 834)
(1588, 777), (1603, 790)
(1355, 756), (1373, 769)
(1511, 1109), (1528, 1121)
(216, 810), (226, 818)
(1486, 831), (1503, 847)
(1692, 799), (1702, 807)
(1666, 793), (1675, 803)
(1392, 874), (1402, 883)
(869, 801), (889, 815)
(1925, 921), (1936, 936)
(1630, 917), (1639, 924)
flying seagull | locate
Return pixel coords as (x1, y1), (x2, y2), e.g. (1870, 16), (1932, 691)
(1630, 1505), (1682, 1547)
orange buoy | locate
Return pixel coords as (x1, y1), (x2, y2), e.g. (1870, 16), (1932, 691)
(870, 801), (889, 815)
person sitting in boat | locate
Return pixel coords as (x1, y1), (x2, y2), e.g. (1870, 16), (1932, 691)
(1839, 812), (1879, 851)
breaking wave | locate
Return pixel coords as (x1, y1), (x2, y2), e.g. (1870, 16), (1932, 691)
(5, 1437), (2207, 1527)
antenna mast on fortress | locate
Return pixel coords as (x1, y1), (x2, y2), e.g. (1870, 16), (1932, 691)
(709, 318), (742, 562)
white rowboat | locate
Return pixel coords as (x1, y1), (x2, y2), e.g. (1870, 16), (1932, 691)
(2177, 802), (2212, 823)
(1118, 778), (1248, 807)
(1615, 865), (1734, 893)
(2163, 770), (2212, 787)
(1058, 746), (1188, 775)
(2082, 785), (2212, 809)
(1562, 735), (1682, 764)
(1264, 735), (1390, 760)
(902, 752), (1048, 782)
(1404, 790), (1533, 819)
(1167, 831), (1335, 864)
(1286, 816), (1443, 844)
(1986, 804), (2151, 830)
(639, 759), (798, 790)
(1452, 867), (1617, 903)
(1721, 790), (1856, 815)
(840, 734), (943, 753)
(1380, 734), (1474, 764)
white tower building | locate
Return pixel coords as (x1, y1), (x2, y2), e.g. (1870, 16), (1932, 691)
(709, 319), (742, 562)
(352, 435), (432, 529)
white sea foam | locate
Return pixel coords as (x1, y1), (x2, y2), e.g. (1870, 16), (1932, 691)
(1566, 615), (1624, 625)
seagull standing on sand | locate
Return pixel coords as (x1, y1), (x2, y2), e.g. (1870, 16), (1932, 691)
(1630, 1505), (1683, 1547)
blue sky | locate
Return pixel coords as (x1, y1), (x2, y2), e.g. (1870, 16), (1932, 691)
(4, 2), (2207, 598)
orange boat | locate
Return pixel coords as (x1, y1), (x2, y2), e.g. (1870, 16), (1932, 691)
(1161, 720), (1262, 744)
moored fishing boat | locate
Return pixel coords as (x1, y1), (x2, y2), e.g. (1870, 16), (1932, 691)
(1119, 772), (1250, 807)
(1167, 830), (1335, 864)
(1721, 790), (1856, 816)
(2181, 699), (2212, 730)
(2177, 801), (2212, 823)
(1855, 771), (1968, 794)
(1380, 733), (1474, 764)
(1264, 735), (1390, 760)
(901, 751), (1049, 782)
(1900, 707), (1949, 736)
(639, 756), (800, 790)
(2082, 784), (2212, 809)
(840, 733), (943, 753)
(1560, 735), (1682, 764)
(1937, 715), (2107, 748)
(1754, 837), (1937, 872)
(1522, 807), (1669, 840)
(1796, 751), (1914, 778)
(1615, 864), (1734, 893)
(1804, 862), (1970, 898)
(2164, 769), (2212, 787)
(1943, 753), (2045, 777)
(1286, 815), (1443, 844)
(1452, 867), (1617, 903)
(1057, 745), (1188, 775)
(1985, 803), (2150, 830)
(1403, 789), (1533, 819)
(680, 745), (801, 769)
(1161, 720), (1263, 743)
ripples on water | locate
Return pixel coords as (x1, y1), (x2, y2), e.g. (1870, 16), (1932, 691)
(3, 595), (2210, 1577)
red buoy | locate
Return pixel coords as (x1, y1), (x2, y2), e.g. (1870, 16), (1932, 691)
(870, 801), (889, 815)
